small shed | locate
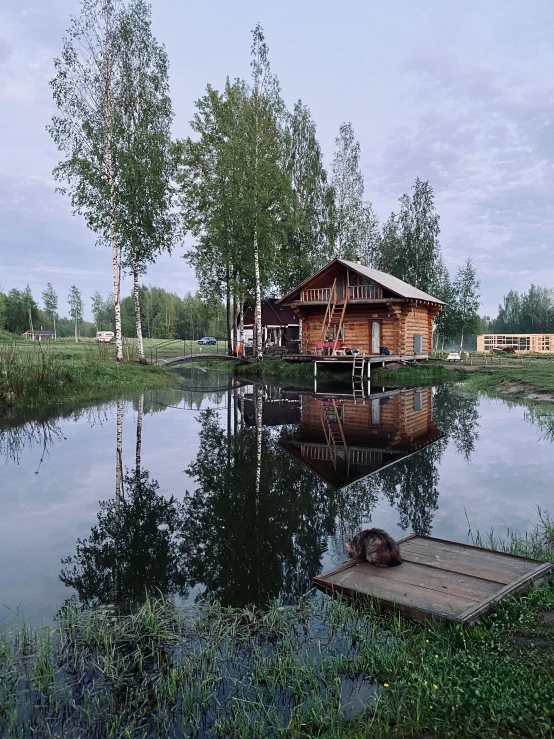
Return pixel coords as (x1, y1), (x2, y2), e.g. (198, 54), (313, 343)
(278, 259), (444, 357)
(242, 299), (300, 350)
(23, 330), (55, 342)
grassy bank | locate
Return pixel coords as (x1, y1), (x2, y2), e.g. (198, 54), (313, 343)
(0, 339), (175, 410)
(460, 362), (554, 401)
(202, 358), (465, 391)
(1, 516), (553, 738)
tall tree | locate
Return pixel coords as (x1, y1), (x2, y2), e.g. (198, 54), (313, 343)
(175, 79), (250, 354)
(23, 285), (39, 335)
(231, 24), (292, 360)
(432, 258), (456, 350)
(117, 0), (176, 363)
(42, 283), (59, 338)
(331, 122), (366, 261)
(452, 258), (481, 350)
(328, 123), (378, 266)
(68, 285), (84, 342)
(277, 100), (333, 292)
(379, 179), (442, 293)
(49, 0), (124, 361)
(91, 290), (105, 330)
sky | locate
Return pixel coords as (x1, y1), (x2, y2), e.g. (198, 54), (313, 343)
(1, 0), (553, 320)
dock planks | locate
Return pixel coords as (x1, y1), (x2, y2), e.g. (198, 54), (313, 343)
(314, 534), (553, 625)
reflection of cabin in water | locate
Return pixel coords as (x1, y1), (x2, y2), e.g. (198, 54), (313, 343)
(241, 386), (301, 427)
(279, 259), (444, 357)
(279, 388), (443, 490)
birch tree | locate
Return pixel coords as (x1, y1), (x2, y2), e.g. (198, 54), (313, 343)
(239, 24), (291, 360)
(68, 285), (84, 342)
(331, 122), (377, 262)
(117, 0), (175, 363)
(277, 100), (333, 291)
(175, 79), (250, 354)
(49, 0), (124, 361)
(42, 283), (59, 338)
(452, 258), (481, 350)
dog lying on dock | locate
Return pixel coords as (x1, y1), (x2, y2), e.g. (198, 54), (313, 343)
(346, 529), (402, 567)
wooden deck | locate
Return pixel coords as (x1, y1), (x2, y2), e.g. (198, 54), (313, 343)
(282, 354), (429, 364)
(314, 534), (553, 626)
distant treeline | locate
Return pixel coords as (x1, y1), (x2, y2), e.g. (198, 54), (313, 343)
(482, 285), (554, 335)
(0, 285), (226, 340)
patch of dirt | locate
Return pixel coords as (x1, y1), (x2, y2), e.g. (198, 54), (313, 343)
(496, 380), (554, 403)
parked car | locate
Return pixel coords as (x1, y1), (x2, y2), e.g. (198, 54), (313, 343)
(446, 352), (461, 361)
(198, 336), (217, 345)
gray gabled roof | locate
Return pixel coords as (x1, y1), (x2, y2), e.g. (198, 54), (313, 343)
(278, 258), (444, 305)
(339, 260), (445, 304)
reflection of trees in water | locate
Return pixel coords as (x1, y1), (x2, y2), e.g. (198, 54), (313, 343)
(181, 407), (334, 606)
(524, 406), (554, 443)
(0, 404), (112, 467)
(433, 385), (481, 461)
(61, 394), (188, 611)
(326, 385), (481, 548)
(61, 470), (188, 610)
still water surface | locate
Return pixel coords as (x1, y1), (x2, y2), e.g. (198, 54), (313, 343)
(1, 368), (552, 628)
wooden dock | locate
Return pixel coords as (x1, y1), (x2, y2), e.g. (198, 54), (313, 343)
(314, 534), (553, 626)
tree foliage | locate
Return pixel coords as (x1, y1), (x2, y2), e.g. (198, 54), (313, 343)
(377, 178), (442, 294)
(330, 122), (377, 263)
(490, 285), (554, 334)
(452, 258), (481, 350)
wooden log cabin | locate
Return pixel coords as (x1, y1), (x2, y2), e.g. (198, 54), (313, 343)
(279, 388), (443, 490)
(278, 259), (444, 357)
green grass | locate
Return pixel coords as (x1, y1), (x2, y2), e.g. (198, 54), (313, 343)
(0, 338), (176, 410)
(461, 362), (554, 397)
(1, 516), (553, 738)
(372, 363), (466, 387)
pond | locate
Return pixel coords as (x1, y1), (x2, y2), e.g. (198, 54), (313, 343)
(1, 367), (553, 629)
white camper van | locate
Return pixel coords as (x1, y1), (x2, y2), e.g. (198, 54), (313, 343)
(95, 331), (115, 343)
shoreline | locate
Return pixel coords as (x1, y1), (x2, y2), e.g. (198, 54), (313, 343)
(191, 356), (554, 405)
(1, 515), (552, 738)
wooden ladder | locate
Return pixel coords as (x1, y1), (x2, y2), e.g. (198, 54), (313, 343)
(352, 355), (365, 380)
(352, 380), (365, 401)
(320, 278), (338, 346)
(320, 401), (349, 470)
(332, 290), (349, 355)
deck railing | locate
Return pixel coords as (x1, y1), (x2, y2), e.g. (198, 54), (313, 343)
(347, 284), (382, 300)
(301, 287), (333, 302)
(299, 284), (382, 302)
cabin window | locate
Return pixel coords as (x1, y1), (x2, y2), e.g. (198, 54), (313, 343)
(413, 391), (423, 411)
(414, 334), (423, 354)
(312, 325), (318, 330)
(326, 405), (343, 421)
(327, 324), (344, 341)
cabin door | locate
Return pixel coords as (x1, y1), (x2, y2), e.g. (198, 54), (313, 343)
(371, 321), (381, 354)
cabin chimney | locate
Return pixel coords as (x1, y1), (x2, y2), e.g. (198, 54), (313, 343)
(355, 254), (361, 264)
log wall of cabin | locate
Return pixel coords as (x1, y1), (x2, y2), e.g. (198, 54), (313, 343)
(299, 389), (435, 447)
(297, 303), (436, 355)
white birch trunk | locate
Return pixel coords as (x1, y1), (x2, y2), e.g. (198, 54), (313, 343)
(254, 231), (263, 361)
(254, 382), (262, 505)
(74, 315), (79, 343)
(132, 254), (146, 363)
(115, 399), (124, 516)
(104, 31), (123, 363)
(53, 314), (56, 341)
(135, 393), (143, 476)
